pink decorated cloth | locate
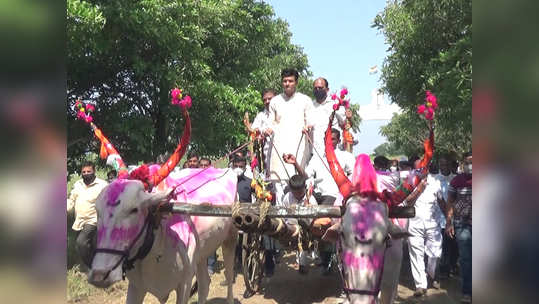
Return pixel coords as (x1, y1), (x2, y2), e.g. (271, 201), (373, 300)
(148, 166), (237, 247)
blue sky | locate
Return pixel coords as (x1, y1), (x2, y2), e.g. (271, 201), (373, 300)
(266, 0), (391, 154)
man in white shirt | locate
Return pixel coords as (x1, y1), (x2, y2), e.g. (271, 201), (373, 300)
(283, 128), (355, 205)
(407, 162), (446, 296)
(435, 155), (458, 278)
(251, 88), (276, 178)
(67, 162), (108, 269)
(307, 77), (348, 159)
(283, 128), (355, 275)
(281, 174), (318, 274)
(267, 69), (314, 206)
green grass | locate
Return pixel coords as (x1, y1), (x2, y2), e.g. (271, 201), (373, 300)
(66, 265), (100, 301)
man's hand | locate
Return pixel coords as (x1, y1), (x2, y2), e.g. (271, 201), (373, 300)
(282, 153), (296, 164)
(417, 178), (428, 192)
(264, 128), (273, 136)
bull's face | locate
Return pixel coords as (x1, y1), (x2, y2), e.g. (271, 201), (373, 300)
(88, 179), (171, 287)
(339, 196), (390, 304)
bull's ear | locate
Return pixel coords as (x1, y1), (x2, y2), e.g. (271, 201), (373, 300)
(141, 188), (174, 209)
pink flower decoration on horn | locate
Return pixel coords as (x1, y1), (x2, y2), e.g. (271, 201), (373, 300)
(417, 90), (438, 121)
(74, 100), (95, 124)
(171, 88), (182, 100)
(331, 87), (351, 112)
(170, 87), (192, 109)
(340, 88), (348, 98)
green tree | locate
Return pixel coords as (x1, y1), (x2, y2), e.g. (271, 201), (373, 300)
(373, 0), (471, 156)
(372, 141), (403, 158)
(67, 0), (310, 173)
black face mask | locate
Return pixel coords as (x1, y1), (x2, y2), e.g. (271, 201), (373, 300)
(313, 88), (326, 101)
(82, 174), (96, 185)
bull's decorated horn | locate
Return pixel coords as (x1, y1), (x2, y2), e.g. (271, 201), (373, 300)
(133, 87), (193, 190)
(379, 119), (435, 206)
(148, 109), (191, 188)
(325, 113), (353, 200)
(75, 100), (129, 178)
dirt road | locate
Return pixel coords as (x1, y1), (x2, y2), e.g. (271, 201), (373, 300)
(72, 246), (462, 304)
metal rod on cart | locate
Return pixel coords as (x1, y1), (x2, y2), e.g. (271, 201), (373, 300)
(157, 202), (414, 218)
(157, 202), (344, 218)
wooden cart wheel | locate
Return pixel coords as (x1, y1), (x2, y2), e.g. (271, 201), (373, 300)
(241, 232), (265, 296)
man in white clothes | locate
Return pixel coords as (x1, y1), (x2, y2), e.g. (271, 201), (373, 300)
(408, 160), (446, 297)
(307, 77), (348, 159)
(250, 88), (276, 178)
(283, 128), (355, 205)
(283, 128), (355, 274)
(281, 174), (318, 274)
(267, 68), (314, 206)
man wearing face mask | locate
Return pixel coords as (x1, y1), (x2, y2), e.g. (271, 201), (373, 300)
(67, 162), (108, 270)
(445, 152), (472, 303)
(307, 77), (348, 161)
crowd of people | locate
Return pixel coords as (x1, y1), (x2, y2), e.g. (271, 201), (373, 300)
(238, 68), (472, 302)
(67, 68), (472, 302)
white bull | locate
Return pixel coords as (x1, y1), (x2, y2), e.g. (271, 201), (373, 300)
(88, 167), (238, 304)
(327, 196), (407, 304)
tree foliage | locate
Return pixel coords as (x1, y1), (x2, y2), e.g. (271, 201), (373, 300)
(372, 141), (403, 158)
(373, 0), (471, 156)
(67, 0), (311, 173)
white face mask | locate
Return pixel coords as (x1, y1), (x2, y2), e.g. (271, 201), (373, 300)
(233, 167), (245, 177)
(400, 170), (410, 180)
(390, 166), (397, 172)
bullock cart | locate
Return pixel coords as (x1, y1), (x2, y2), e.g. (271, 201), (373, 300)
(157, 200), (414, 295)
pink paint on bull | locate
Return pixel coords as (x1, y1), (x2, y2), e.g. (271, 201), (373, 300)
(156, 168), (237, 246)
(165, 215), (196, 247)
(106, 179), (128, 206)
(343, 250), (385, 270)
(166, 167), (236, 206)
(110, 225), (141, 242)
(349, 200), (385, 238)
(97, 226), (107, 243)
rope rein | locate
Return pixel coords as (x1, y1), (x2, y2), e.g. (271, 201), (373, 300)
(270, 140), (291, 180)
(304, 132), (331, 174)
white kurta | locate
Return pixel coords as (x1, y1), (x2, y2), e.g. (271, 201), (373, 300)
(408, 173), (444, 289)
(268, 92), (313, 181)
(307, 96), (346, 159)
